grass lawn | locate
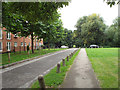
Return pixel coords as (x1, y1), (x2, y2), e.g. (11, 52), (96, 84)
(31, 49), (80, 88)
(86, 48), (118, 88)
(2, 48), (67, 66)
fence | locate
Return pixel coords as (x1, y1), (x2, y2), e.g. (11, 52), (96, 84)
(2, 46), (41, 53)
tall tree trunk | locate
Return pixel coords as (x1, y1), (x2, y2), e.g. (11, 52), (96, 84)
(31, 32), (34, 53)
(48, 40), (50, 50)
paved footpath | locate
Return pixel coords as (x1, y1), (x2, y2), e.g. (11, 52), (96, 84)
(0, 48), (77, 88)
(60, 48), (100, 88)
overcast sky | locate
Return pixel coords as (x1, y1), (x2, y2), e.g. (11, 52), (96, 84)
(58, 0), (118, 31)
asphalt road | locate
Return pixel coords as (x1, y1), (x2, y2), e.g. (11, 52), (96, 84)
(1, 48), (78, 88)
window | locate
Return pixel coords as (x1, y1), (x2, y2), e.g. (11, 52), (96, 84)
(36, 41), (38, 46)
(14, 42), (17, 47)
(29, 42), (30, 46)
(21, 42), (23, 46)
(7, 42), (11, 51)
(28, 35), (31, 39)
(0, 42), (2, 51)
(7, 32), (11, 40)
(36, 42), (38, 49)
(0, 29), (2, 39)
(14, 34), (18, 38)
(25, 42), (26, 46)
(39, 42), (41, 46)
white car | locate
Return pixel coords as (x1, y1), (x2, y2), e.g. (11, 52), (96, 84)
(61, 45), (68, 48)
(90, 45), (99, 48)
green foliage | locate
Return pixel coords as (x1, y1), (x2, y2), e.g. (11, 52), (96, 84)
(2, 2), (67, 34)
(6, 2), (69, 23)
(74, 14), (106, 47)
(42, 19), (65, 48)
(86, 48), (118, 88)
(2, 3), (25, 34)
(42, 23), (58, 48)
(3, 2), (118, 48)
(74, 14), (119, 47)
(54, 19), (64, 48)
(61, 28), (73, 48)
(2, 2), (69, 53)
(41, 45), (44, 48)
(104, 17), (119, 47)
(74, 15), (119, 47)
(104, 0), (120, 7)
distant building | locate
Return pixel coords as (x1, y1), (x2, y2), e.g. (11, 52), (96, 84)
(0, 27), (43, 53)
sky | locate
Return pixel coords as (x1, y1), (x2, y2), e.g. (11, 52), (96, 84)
(58, 0), (118, 31)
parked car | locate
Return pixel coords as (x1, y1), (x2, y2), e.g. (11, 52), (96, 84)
(61, 45), (68, 48)
(90, 45), (99, 48)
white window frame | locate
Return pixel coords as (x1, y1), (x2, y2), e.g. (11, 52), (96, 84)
(14, 42), (17, 47)
(25, 42), (26, 46)
(36, 41), (38, 46)
(29, 42), (30, 46)
(14, 34), (18, 37)
(21, 42), (23, 46)
(0, 42), (2, 51)
(39, 42), (41, 47)
(0, 29), (2, 39)
(7, 32), (11, 40)
(7, 42), (11, 51)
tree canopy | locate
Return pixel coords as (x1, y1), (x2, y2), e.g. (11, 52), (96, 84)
(74, 14), (119, 48)
(2, 2), (119, 49)
(104, 0), (120, 7)
(104, 17), (119, 47)
(4, 2), (69, 23)
(74, 14), (106, 47)
(2, 2), (70, 53)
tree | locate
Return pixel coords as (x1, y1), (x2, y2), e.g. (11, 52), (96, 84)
(74, 16), (87, 47)
(2, 2), (69, 53)
(54, 19), (64, 48)
(7, 2), (69, 24)
(104, 26), (115, 46)
(104, 17), (120, 47)
(75, 14), (106, 47)
(104, 0), (120, 7)
(2, 3), (45, 53)
(42, 23), (57, 49)
(62, 28), (73, 48)
(39, 19), (65, 49)
(73, 30), (83, 48)
(23, 22), (45, 53)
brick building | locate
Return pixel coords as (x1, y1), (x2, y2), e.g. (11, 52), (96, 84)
(0, 27), (43, 53)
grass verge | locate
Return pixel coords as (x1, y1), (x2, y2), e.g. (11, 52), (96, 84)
(2, 48), (67, 66)
(31, 49), (80, 88)
(86, 48), (118, 88)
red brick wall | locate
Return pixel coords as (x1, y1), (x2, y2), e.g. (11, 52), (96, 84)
(0, 27), (43, 53)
